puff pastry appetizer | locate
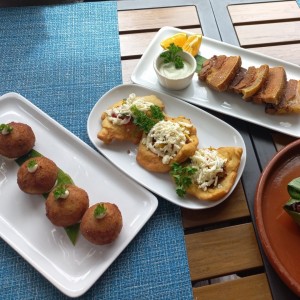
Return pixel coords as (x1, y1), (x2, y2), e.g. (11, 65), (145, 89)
(171, 147), (243, 201)
(98, 93), (165, 144)
(136, 116), (198, 173)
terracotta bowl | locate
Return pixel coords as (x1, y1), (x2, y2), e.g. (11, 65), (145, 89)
(255, 139), (300, 296)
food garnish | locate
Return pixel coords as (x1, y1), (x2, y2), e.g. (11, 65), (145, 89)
(288, 177), (300, 199)
(131, 104), (164, 133)
(94, 203), (107, 219)
(160, 43), (184, 69)
(170, 162), (197, 197)
(27, 159), (38, 173)
(283, 177), (300, 225)
(0, 123), (13, 135)
(53, 185), (69, 200)
(182, 34), (202, 57)
(160, 32), (188, 49)
(160, 33), (202, 57)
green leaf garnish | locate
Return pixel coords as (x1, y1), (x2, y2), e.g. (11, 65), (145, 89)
(27, 159), (37, 169)
(130, 104), (164, 133)
(53, 185), (68, 200)
(195, 55), (207, 73)
(170, 162), (197, 197)
(287, 177), (300, 200)
(65, 223), (80, 245)
(94, 203), (107, 219)
(160, 43), (184, 69)
(0, 123), (13, 134)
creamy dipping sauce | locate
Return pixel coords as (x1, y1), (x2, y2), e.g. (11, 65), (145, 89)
(158, 61), (193, 79)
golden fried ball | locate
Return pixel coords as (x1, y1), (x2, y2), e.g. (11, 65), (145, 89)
(80, 202), (123, 245)
(0, 122), (35, 159)
(45, 184), (89, 227)
(17, 156), (58, 194)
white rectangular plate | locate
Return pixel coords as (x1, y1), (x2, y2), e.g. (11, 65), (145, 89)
(131, 26), (300, 138)
(0, 92), (158, 298)
(87, 84), (246, 210)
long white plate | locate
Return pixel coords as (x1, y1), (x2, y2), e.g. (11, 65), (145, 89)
(131, 26), (300, 138)
(0, 92), (158, 298)
(87, 84), (246, 210)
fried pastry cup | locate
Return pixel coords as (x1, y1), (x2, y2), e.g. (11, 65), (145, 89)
(186, 147), (243, 201)
(136, 116), (198, 173)
(97, 95), (165, 144)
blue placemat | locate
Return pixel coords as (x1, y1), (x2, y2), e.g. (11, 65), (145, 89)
(0, 2), (193, 299)
(297, 0), (300, 7)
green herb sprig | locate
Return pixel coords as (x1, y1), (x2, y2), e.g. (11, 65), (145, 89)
(170, 162), (197, 197)
(0, 123), (13, 134)
(27, 159), (37, 169)
(160, 43), (184, 69)
(94, 203), (107, 219)
(53, 185), (68, 200)
(130, 104), (164, 133)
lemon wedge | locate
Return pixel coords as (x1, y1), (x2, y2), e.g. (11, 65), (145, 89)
(182, 34), (202, 56)
(160, 33), (188, 49)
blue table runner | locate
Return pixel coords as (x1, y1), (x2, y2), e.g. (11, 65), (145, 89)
(0, 2), (193, 299)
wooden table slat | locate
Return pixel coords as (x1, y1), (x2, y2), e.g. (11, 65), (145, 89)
(181, 183), (250, 229)
(228, 1), (300, 24)
(235, 21), (300, 47)
(121, 59), (139, 84)
(271, 133), (297, 152)
(118, 6), (200, 32)
(250, 44), (300, 66)
(193, 273), (272, 300)
(185, 223), (263, 281)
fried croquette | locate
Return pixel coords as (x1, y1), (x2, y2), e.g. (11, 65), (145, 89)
(0, 122), (35, 159)
(45, 184), (89, 227)
(17, 156), (58, 194)
(97, 94), (165, 144)
(185, 147), (243, 201)
(136, 116), (198, 173)
(80, 202), (123, 245)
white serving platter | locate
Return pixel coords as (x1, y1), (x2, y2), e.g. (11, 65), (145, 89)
(0, 92), (158, 298)
(131, 26), (300, 138)
(87, 84), (246, 210)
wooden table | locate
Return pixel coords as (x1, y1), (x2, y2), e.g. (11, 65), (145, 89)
(118, 1), (299, 299)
